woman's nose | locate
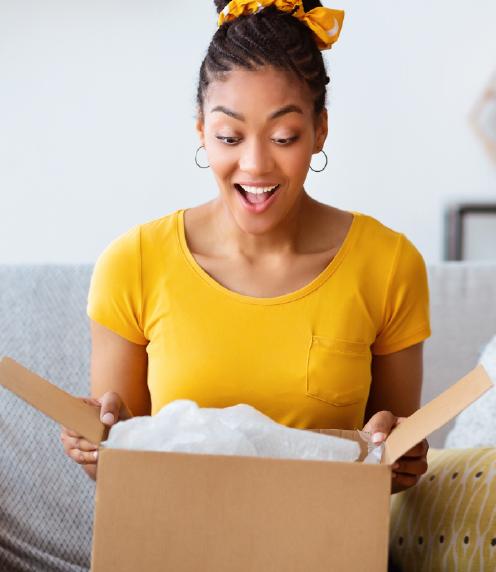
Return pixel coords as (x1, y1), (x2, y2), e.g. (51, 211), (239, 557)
(238, 140), (274, 176)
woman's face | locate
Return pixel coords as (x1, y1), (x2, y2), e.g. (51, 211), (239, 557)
(197, 67), (327, 234)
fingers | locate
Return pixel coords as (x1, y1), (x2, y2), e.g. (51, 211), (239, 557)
(61, 433), (97, 452)
(392, 472), (420, 491)
(362, 415), (429, 494)
(392, 457), (428, 477)
(68, 448), (98, 465)
(60, 426), (98, 465)
(98, 391), (132, 426)
(60, 392), (132, 469)
(391, 442), (429, 493)
(362, 410), (398, 443)
(60, 425), (80, 438)
(60, 394), (104, 466)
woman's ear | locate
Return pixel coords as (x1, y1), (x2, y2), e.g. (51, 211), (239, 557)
(195, 114), (205, 146)
(313, 108), (328, 153)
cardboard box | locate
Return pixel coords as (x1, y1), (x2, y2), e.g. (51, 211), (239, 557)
(0, 356), (492, 572)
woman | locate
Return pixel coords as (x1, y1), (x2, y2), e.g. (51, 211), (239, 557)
(60, 0), (430, 494)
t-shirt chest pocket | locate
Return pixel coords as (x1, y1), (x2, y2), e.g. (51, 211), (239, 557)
(306, 336), (372, 407)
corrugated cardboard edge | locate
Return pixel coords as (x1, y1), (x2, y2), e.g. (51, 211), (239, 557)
(383, 364), (493, 465)
(0, 356), (107, 444)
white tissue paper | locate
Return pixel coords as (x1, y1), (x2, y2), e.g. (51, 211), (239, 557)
(102, 399), (369, 463)
(357, 430), (386, 464)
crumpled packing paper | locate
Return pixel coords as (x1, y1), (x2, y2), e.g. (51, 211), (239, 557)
(357, 430), (385, 464)
(102, 399), (377, 463)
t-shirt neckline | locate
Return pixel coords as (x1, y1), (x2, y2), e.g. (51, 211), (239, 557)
(176, 207), (362, 306)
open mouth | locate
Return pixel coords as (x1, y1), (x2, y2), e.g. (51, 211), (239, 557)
(234, 183), (280, 205)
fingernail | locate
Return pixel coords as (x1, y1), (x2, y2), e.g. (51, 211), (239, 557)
(372, 432), (386, 443)
(93, 451), (98, 460)
(101, 412), (115, 425)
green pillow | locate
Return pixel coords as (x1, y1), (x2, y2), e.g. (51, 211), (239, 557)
(390, 447), (496, 571)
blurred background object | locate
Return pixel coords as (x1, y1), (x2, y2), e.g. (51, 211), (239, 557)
(445, 203), (496, 261)
(471, 72), (496, 164)
(443, 73), (496, 262)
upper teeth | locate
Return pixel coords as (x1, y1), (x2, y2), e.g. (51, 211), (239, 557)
(240, 185), (278, 194)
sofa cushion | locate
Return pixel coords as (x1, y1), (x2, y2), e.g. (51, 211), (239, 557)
(389, 447), (496, 571)
(423, 263), (496, 447)
(445, 335), (496, 448)
(0, 265), (94, 571)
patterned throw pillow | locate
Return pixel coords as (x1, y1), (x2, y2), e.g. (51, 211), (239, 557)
(389, 447), (496, 571)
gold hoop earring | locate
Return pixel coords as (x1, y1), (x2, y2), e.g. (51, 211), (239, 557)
(195, 145), (210, 169)
(309, 149), (328, 173)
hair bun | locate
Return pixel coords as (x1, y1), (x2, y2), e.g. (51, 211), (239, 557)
(302, 1), (324, 9)
(214, 0), (230, 14)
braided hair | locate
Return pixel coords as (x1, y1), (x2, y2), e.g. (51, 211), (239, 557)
(197, 1), (331, 118)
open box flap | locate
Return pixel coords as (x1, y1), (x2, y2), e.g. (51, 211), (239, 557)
(0, 356), (493, 464)
(383, 364), (493, 465)
(0, 356), (108, 444)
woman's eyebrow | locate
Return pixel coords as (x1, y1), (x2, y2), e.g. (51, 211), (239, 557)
(210, 104), (304, 121)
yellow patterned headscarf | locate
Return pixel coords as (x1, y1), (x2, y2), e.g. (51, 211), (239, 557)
(218, 0), (344, 51)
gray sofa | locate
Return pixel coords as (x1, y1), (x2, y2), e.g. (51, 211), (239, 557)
(0, 262), (495, 571)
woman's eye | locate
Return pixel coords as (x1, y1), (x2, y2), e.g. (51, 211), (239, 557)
(216, 136), (241, 145)
(215, 135), (299, 146)
(272, 136), (299, 145)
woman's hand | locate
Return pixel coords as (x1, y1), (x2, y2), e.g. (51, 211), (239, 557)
(362, 411), (429, 494)
(59, 392), (133, 480)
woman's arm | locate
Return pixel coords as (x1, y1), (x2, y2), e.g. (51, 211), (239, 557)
(365, 342), (424, 421)
(81, 320), (150, 481)
(363, 342), (429, 494)
(89, 319), (150, 417)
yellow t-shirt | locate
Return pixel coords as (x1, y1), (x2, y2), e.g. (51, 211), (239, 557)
(87, 208), (431, 430)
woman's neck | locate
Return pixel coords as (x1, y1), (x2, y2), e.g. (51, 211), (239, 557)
(209, 190), (319, 261)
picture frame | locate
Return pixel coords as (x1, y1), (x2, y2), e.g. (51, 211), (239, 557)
(445, 203), (496, 261)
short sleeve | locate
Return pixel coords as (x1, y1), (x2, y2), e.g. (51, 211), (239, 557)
(371, 234), (431, 355)
(87, 225), (148, 345)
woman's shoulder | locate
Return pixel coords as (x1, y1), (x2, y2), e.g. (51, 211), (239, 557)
(353, 210), (403, 242)
(93, 209), (182, 272)
(139, 208), (181, 241)
(106, 209), (181, 249)
(352, 211), (425, 282)
(352, 210), (423, 263)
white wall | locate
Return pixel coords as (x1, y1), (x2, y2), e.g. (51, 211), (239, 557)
(1, 0), (495, 263)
